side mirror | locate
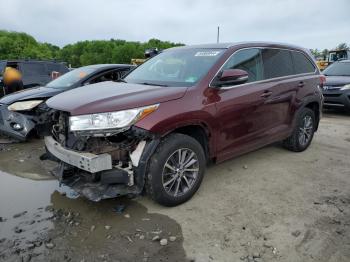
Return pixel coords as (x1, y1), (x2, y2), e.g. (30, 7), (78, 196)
(214, 69), (249, 87)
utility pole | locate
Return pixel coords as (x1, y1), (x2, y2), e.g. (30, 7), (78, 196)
(217, 26), (220, 43)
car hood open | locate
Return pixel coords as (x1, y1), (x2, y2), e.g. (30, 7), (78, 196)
(325, 75), (350, 86)
(0, 86), (62, 105)
(46, 81), (188, 115)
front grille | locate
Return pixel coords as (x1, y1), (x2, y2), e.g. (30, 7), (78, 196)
(323, 93), (341, 98)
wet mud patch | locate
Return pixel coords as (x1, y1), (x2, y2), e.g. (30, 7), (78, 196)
(296, 194), (350, 261)
(0, 172), (188, 262)
(0, 138), (55, 180)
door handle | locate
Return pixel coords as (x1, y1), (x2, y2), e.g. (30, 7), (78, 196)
(297, 81), (304, 88)
(260, 91), (272, 98)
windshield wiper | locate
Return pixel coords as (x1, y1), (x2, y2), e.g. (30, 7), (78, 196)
(140, 82), (168, 87)
(117, 79), (128, 83)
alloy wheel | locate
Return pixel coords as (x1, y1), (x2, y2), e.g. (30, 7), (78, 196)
(162, 148), (199, 197)
(298, 115), (313, 146)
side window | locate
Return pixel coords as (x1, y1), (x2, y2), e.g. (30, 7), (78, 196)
(59, 64), (69, 74)
(0, 61), (6, 76)
(21, 63), (46, 76)
(222, 48), (263, 83)
(87, 69), (128, 85)
(117, 69), (131, 79)
(291, 51), (315, 74)
(46, 63), (61, 73)
(262, 49), (294, 79)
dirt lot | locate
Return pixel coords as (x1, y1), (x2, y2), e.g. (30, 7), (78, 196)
(0, 112), (349, 262)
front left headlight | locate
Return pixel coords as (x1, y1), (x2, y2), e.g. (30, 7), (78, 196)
(69, 104), (159, 132)
(340, 84), (350, 90)
(8, 100), (43, 111)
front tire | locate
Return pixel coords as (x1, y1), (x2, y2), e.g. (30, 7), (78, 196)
(283, 107), (315, 152)
(146, 133), (206, 206)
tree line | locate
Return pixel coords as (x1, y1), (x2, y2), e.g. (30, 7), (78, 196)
(0, 30), (348, 66)
(310, 43), (350, 60)
(0, 30), (183, 67)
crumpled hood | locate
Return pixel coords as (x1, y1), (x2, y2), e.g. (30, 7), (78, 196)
(0, 86), (62, 105)
(46, 81), (188, 115)
(325, 76), (350, 86)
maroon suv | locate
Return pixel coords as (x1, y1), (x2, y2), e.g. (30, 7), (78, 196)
(43, 42), (324, 206)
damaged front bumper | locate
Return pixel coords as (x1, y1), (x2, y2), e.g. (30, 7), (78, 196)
(45, 136), (113, 173)
(43, 127), (159, 202)
(0, 103), (36, 141)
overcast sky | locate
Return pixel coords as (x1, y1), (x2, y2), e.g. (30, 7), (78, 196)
(1, 0), (349, 50)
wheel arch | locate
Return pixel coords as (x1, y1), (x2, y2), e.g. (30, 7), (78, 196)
(304, 101), (320, 131)
(293, 98), (321, 132)
(165, 123), (213, 162)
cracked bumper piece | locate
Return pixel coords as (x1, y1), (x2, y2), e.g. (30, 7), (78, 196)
(43, 129), (160, 201)
(44, 136), (112, 173)
(0, 104), (36, 141)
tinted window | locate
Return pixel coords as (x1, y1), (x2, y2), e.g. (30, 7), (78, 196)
(88, 69), (129, 84)
(0, 61), (6, 76)
(21, 63), (46, 76)
(222, 48), (263, 83)
(292, 51), (315, 74)
(46, 63), (61, 73)
(262, 49), (294, 79)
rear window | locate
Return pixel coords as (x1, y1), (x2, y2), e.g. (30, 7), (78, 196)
(21, 63), (46, 76)
(262, 49), (294, 79)
(292, 51), (315, 74)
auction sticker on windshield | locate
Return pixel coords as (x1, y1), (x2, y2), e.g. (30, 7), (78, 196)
(194, 51), (221, 57)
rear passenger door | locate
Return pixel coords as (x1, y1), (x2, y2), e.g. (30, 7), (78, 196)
(290, 51), (318, 111)
(259, 48), (298, 132)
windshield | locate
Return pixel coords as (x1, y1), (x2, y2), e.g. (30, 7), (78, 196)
(124, 48), (225, 87)
(323, 62), (350, 76)
(46, 67), (95, 89)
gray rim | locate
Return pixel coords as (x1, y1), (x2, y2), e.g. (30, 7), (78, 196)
(298, 115), (313, 146)
(162, 148), (199, 197)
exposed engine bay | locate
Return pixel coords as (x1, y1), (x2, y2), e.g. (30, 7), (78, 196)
(42, 110), (160, 201)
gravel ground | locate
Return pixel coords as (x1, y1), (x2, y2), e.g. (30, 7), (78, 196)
(0, 112), (349, 262)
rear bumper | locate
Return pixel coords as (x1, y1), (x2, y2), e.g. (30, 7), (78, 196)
(0, 104), (36, 141)
(322, 90), (350, 110)
(44, 136), (112, 173)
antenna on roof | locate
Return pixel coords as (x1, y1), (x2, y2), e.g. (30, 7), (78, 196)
(217, 26), (220, 43)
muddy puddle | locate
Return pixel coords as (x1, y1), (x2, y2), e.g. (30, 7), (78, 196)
(0, 140), (188, 262)
(0, 138), (55, 180)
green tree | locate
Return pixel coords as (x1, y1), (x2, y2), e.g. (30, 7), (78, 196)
(335, 43), (349, 50)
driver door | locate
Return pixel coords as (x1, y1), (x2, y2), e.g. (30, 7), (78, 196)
(214, 48), (272, 161)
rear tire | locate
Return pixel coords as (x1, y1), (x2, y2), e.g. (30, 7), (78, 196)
(283, 107), (315, 152)
(146, 133), (206, 206)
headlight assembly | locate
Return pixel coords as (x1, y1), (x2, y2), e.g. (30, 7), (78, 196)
(340, 84), (350, 90)
(69, 104), (159, 132)
(8, 100), (43, 111)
